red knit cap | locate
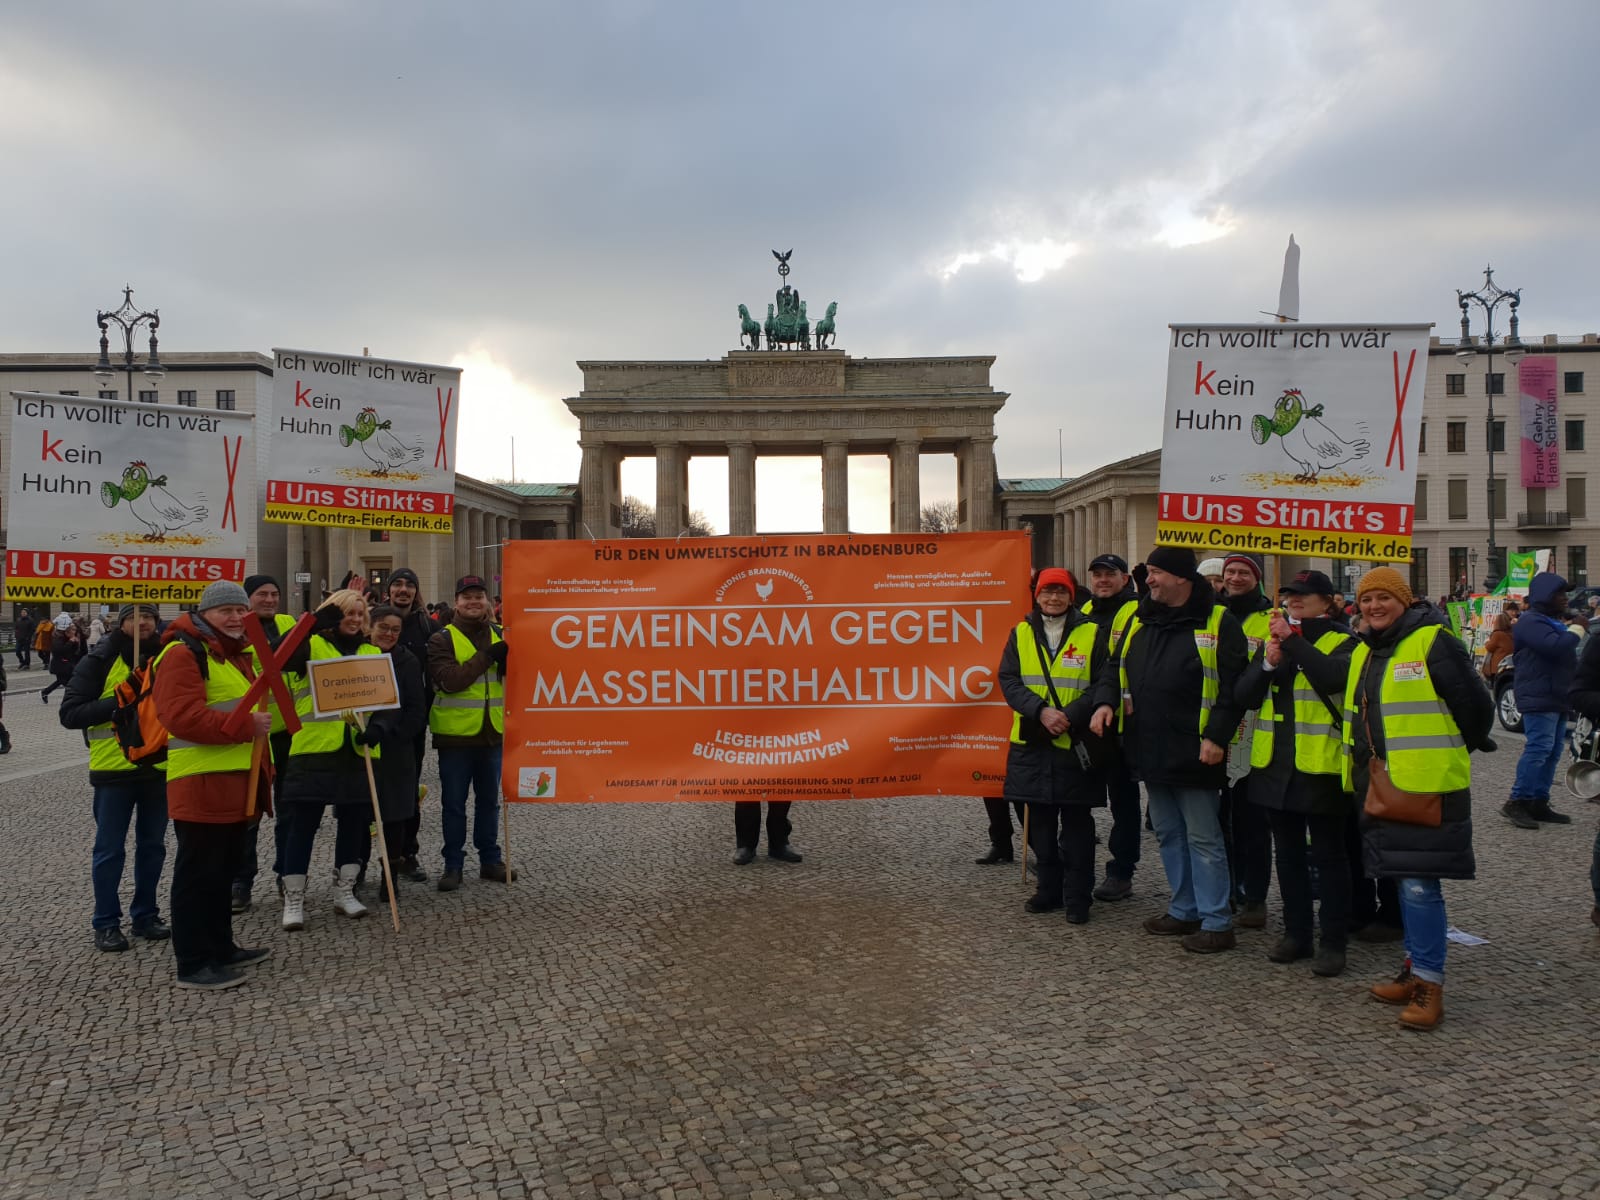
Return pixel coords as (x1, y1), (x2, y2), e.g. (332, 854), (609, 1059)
(1034, 567), (1078, 600)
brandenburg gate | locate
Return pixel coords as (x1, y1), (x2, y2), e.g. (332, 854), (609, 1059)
(568, 350), (1007, 536)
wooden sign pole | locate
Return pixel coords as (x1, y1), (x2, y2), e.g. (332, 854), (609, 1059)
(354, 712), (401, 932)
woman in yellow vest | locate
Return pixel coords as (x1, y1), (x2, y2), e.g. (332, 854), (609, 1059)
(998, 567), (1110, 923)
(1345, 567), (1495, 1030)
(277, 590), (381, 929)
(1235, 570), (1357, 977)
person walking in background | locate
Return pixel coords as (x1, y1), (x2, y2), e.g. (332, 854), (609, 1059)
(41, 620), (85, 703)
(60, 604), (169, 953)
(0, 655), (10, 755)
(14, 608), (35, 670)
(151, 582), (273, 991)
(1090, 546), (1249, 954)
(1344, 567), (1494, 1031)
(34, 617), (54, 673)
(1504, 572), (1579, 829)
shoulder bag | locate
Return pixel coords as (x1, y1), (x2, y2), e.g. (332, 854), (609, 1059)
(1360, 697), (1442, 827)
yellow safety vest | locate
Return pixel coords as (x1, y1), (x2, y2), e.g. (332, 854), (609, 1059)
(429, 623), (504, 736)
(1081, 596), (1137, 655)
(87, 656), (139, 774)
(159, 641), (255, 782)
(1239, 607), (1273, 660)
(1250, 629), (1353, 776)
(1341, 625), (1470, 793)
(1009, 618), (1102, 751)
(1118, 603), (1225, 734)
(247, 613), (299, 734)
(288, 636), (382, 758)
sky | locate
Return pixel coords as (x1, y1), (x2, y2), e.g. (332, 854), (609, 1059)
(5, 1), (1598, 533)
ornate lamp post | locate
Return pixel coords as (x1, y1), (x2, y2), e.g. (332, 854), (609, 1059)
(1455, 266), (1524, 590)
(93, 285), (165, 401)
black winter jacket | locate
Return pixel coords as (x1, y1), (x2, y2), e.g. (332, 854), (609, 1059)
(280, 629), (374, 808)
(60, 632), (166, 785)
(1090, 581), (1248, 788)
(999, 609), (1108, 807)
(1567, 633), (1600, 719)
(366, 645), (428, 822)
(1349, 603), (1494, 880)
(1235, 615), (1355, 815)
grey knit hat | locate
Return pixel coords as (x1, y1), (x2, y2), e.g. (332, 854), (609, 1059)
(197, 580), (250, 612)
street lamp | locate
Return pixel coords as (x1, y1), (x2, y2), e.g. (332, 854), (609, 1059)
(93, 285), (165, 402)
(1455, 265), (1524, 590)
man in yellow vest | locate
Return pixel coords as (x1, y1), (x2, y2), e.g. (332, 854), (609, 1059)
(1218, 553), (1275, 928)
(1081, 553), (1142, 901)
(59, 603), (169, 953)
(1090, 545), (1249, 953)
(230, 574), (298, 912)
(427, 574), (514, 891)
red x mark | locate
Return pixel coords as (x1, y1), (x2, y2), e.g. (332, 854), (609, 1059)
(435, 386), (454, 469)
(220, 611), (314, 740)
(219, 434), (243, 532)
(1385, 349), (1417, 469)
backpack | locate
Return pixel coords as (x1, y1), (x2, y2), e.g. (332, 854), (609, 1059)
(111, 634), (208, 763)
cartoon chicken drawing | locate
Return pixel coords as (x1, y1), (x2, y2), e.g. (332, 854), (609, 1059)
(99, 461), (209, 540)
(338, 406), (423, 475)
(1250, 389), (1370, 482)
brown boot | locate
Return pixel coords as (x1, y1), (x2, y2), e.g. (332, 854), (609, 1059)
(1398, 980), (1444, 1030)
(1369, 961), (1417, 1005)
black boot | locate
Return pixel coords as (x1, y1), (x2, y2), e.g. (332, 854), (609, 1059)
(975, 843), (1014, 865)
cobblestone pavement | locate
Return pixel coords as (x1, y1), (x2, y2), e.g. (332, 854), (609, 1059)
(1, 691), (1596, 1199)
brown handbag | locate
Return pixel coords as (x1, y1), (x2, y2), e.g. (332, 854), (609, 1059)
(1361, 700), (1443, 827)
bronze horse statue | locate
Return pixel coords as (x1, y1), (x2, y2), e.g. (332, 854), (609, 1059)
(815, 301), (838, 349)
(737, 304), (762, 350)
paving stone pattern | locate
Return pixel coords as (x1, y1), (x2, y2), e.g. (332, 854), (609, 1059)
(1, 687), (1597, 1198)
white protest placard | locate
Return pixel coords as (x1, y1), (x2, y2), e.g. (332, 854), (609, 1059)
(4, 391), (252, 604)
(264, 348), (459, 534)
(1157, 324), (1432, 562)
(306, 652), (400, 720)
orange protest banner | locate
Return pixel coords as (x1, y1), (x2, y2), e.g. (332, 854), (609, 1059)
(501, 532), (1033, 803)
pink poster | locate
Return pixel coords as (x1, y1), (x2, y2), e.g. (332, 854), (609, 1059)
(1519, 357), (1559, 488)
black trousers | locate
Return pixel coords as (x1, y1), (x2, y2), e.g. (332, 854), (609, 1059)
(734, 801), (792, 849)
(1104, 760), (1143, 881)
(982, 797), (1026, 846)
(233, 730), (292, 888)
(1266, 807), (1352, 948)
(1222, 778), (1273, 904)
(172, 820), (247, 977)
(1347, 809), (1402, 928)
(400, 729), (426, 859)
(1027, 803), (1097, 913)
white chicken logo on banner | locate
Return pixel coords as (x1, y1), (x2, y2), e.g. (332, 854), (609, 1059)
(99, 460), (209, 540)
(337, 406), (424, 476)
(1249, 389), (1370, 483)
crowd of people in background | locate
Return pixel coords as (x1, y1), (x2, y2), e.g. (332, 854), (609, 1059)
(6, 542), (1599, 1015)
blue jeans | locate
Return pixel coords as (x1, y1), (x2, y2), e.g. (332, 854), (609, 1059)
(1398, 876), (1447, 983)
(1512, 710), (1568, 803)
(1145, 783), (1232, 931)
(438, 745), (503, 871)
(1590, 822), (1600, 908)
(91, 777), (169, 930)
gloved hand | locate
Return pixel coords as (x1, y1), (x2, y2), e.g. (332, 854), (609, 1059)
(312, 602), (345, 633)
(352, 723), (385, 749)
(488, 640), (509, 667)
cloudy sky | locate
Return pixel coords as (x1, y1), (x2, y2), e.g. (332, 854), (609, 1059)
(6, 1), (1597, 532)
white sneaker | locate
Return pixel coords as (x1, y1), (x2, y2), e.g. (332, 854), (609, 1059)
(281, 875), (307, 931)
(333, 864), (368, 919)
